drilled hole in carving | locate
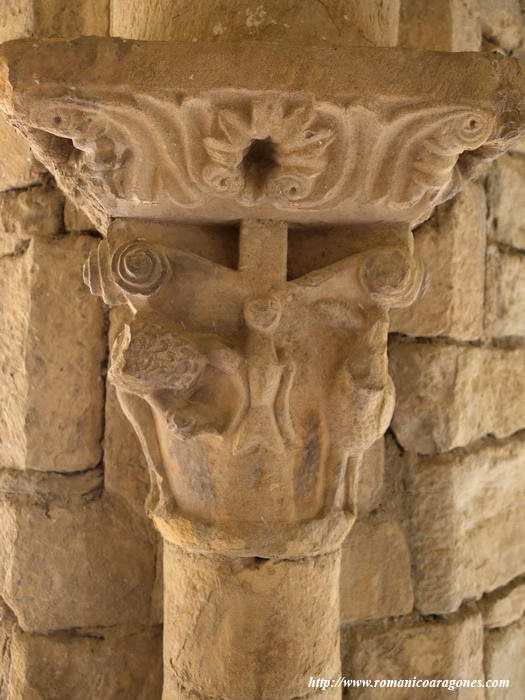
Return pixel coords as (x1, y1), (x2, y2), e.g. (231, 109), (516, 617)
(243, 138), (276, 171)
(242, 138), (277, 191)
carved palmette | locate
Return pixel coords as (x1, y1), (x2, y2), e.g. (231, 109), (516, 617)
(22, 90), (495, 222)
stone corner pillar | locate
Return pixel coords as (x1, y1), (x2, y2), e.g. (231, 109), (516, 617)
(0, 25), (523, 700)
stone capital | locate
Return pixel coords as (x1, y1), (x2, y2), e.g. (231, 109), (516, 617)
(1, 35), (524, 700)
(0, 38), (523, 231)
(84, 217), (422, 558)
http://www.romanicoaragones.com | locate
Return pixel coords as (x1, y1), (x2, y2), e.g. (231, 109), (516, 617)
(307, 677), (510, 691)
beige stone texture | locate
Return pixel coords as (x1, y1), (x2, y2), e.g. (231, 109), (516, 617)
(0, 463), (103, 505)
(391, 183), (486, 341)
(93, 218), (415, 562)
(484, 618), (525, 700)
(103, 306), (150, 517)
(488, 153), (525, 250)
(8, 624), (162, 699)
(164, 543), (341, 699)
(104, 384), (150, 516)
(0, 234), (105, 472)
(111, 0), (400, 46)
(1, 8), (524, 696)
(399, 0), (482, 51)
(0, 1), (35, 44)
(0, 0), (109, 193)
(340, 514), (413, 623)
(356, 437), (385, 515)
(64, 196), (96, 233)
(479, 0), (523, 51)
(0, 494), (156, 633)
(0, 119), (43, 192)
(0, 599), (15, 697)
(0, 184), (63, 238)
(485, 245), (525, 337)
(0, 39), (521, 231)
(30, 0), (109, 38)
(98, 216), (419, 694)
(0, 0), (108, 41)
(391, 342), (525, 454)
(481, 579), (525, 629)
(406, 435), (525, 615)
(342, 610), (485, 699)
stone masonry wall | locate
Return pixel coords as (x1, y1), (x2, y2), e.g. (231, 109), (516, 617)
(339, 3), (525, 697)
(0, 4), (163, 698)
(0, 1), (525, 698)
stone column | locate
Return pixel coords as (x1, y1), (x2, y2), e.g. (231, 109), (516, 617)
(93, 216), (414, 698)
(109, 0), (400, 47)
(162, 545), (341, 698)
(0, 30), (523, 700)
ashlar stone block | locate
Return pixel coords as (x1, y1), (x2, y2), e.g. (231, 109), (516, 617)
(399, 0), (482, 52)
(482, 579), (525, 630)
(0, 495), (157, 632)
(8, 624), (162, 700)
(0, 184), (63, 238)
(111, 0), (400, 46)
(0, 119), (43, 192)
(340, 514), (413, 623)
(406, 435), (525, 614)
(479, 0), (523, 51)
(342, 610), (484, 699)
(484, 618), (525, 700)
(391, 183), (486, 341)
(488, 153), (525, 250)
(0, 0), (108, 42)
(485, 245), (525, 338)
(390, 342), (525, 454)
(0, 234), (105, 472)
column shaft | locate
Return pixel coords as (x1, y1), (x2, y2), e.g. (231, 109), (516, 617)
(163, 543), (342, 699)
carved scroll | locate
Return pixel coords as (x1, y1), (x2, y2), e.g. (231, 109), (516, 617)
(9, 91), (495, 217)
(83, 220), (423, 556)
(2, 37), (522, 232)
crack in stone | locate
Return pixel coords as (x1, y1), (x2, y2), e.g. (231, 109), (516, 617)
(313, 0), (343, 34)
(0, 463), (104, 505)
(0, 238), (31, 260)
(490, 239), (525, 257)
(407, 426), (525, 461)
(388, 332), (484, 348)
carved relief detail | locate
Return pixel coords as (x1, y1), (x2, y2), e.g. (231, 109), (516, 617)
(202, 99), (336, 205)
(368, 107), (493, 209)
(19, 91), (494, 216)
(83, 238), (171, 304)
(110, 240), (172, 296)
(85, 223), (423, 552)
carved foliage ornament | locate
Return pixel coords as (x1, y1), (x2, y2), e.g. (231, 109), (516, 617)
(2, 36), (525, 700)
(24, 93), (494, 214)
(83, 222), (424, 555)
